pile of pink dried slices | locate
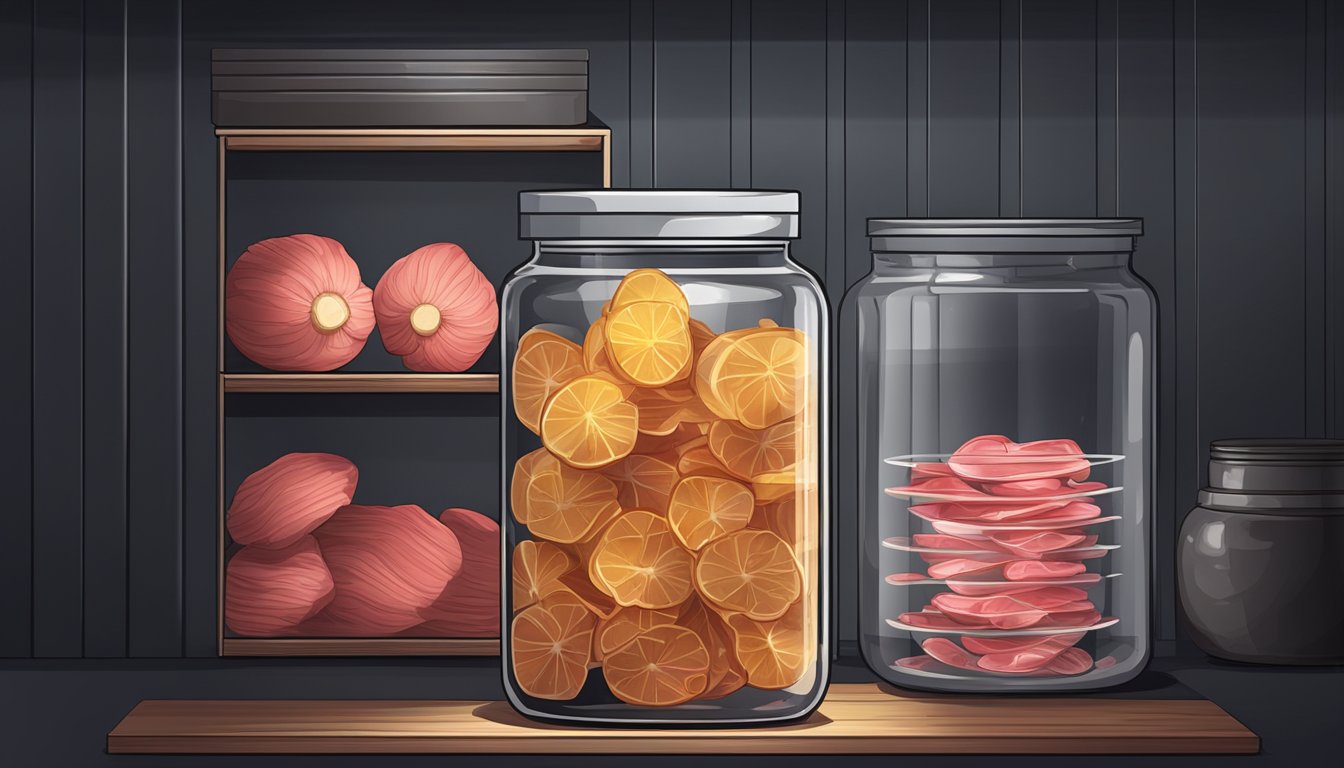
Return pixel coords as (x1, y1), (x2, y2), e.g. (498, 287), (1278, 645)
(884, 435), (1122, 678)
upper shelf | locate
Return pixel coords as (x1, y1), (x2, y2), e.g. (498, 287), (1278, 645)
(217, 123), (611, 153)
(222, 373), (499, 394)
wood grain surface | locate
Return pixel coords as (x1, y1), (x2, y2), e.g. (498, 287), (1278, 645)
(223, 132), (607, 152)
(106, 683), (1258, 755)
(221, 373), (500, 394)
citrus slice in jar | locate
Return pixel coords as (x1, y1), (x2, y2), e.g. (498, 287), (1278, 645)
(594, 605), (680, 661)
(725, 602), (810, 690)
(749, 495), (798, 543)
(512, 539), (576, 609)
(700, 328), (807, 429)
(523, 458), (621, 544)
(590, 509), (695, 609)
(603, 301), (693, 387)
(581, 316), (638, 398)
(602, 624), (710, 707)
(510, 447), (557, 525)
(601, 453), (679, 515)
(678, 595), (746, 700)
(667, 475), (755, 550)
(510, 590), (596, 701)
(512, 329), (586, 435)
(609, 268), (691, 319)
(540, 375), (639, 470)
(676, 443), (741, 481)
(694, 529), (801, 620)
(708, 419), (799, 481)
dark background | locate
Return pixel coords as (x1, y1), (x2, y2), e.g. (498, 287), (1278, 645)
(0, 0), (1339, 669)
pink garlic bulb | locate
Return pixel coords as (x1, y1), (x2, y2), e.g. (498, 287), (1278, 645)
(225, 537), (334, 636)
(227, 452), (358, 550)
(226, 234), (375, 371)
(408, 507), (500, 637)
(313, 504), (463, 636)
(373, 243), (498, 372)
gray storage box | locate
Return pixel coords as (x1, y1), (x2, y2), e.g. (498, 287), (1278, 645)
(211, 49), (589, 127)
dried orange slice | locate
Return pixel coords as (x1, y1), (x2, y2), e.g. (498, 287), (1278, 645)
(707, 419), (799, 481)
(591, 509), (695, 609)
(676, 444), (740, 482)
(510, 447), (558, 524)
(677, 595), (744, 699)
(667, 476), (754, 551)
(749, 496), (798, 544)
(511, 590), (596, 700)
(512, 329), (585, 434)
(700, 328), (807, 429)
(603, 301), (693, 388)
(631, 423), (702, 456)
(540, 375), (639, 469)
(555, 573), (619, 621)
(523, 458), (621, 544)
(512, 539), (575, 609)
(594, 605), (679, 661)
(725, 602), (810, 690)
(582, 316), (638, 397)
(609, 268), (690, 319)
(602, 624), (710, 706)
(694, 529), (801, 620)
(602, 453), (678, 515)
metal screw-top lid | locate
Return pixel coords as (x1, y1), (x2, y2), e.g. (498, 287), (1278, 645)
(520, 190), (800, 240)
(866, 218), (1142, 254)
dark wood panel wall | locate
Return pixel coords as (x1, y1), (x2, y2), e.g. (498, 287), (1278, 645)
(1, 0), (1340, 657)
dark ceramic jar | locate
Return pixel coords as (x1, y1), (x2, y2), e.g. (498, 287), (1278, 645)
(1178, 439), (1344, 665)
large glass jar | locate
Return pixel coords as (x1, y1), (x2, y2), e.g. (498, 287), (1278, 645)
(848, 219), (1153, 692)
(501, 190), (828, 724)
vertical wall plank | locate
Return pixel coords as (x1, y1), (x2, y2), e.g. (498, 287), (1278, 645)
(843, 0), (905, 289)
(1172, 0), (1201, 653)
(0, 0), (34, 658)
(126, 0), (183, 656)
(730, 0), (752, 187)
(927, 0), (999, 216)
(180, 24), (218, 657)
(1096, 0), (1119, 217)
(1020, 0), (1097, 215)
(83, 0), (128, 658)
(824, 0), (845, 653)
(1329, 0), (1344, 436)
(999, 0), (1022, 216)
(652, 0), (731, 187)
(629, 0), (655, 187)
(1196, 0), (1307, 445)
(906, 0), (929, 216)
(1119, 0), (1178, 646)
(1304, 0), (1326, 435)
(750, 0), (828, 280)
(31, 0), (85, 658)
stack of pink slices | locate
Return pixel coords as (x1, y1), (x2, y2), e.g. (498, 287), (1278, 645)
(884, 435), (1120, 677)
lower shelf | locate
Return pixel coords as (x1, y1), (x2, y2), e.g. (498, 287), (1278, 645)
(220, 638), (498, 657)
(106, 683), (1258, 755)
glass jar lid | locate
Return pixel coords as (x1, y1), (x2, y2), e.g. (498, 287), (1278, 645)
(867, 218), (1142, 254)
(519, 189), (799, 240)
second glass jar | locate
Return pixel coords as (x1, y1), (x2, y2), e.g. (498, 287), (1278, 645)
(847, 219), (1154, 692)
(501, 190), (828, 724)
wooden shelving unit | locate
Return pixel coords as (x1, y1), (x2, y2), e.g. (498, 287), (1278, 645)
(222, 373), (499, 394)
(107, 683), (1259, 755)
(218, 122), (610, 658)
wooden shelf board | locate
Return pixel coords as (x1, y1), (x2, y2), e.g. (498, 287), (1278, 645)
(221, 638), (499, 657)
(106, 683), (1258, 756)
(222, 373), (499, 393)
(219, 127), (610, 152)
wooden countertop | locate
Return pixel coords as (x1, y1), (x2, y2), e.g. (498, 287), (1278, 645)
(106, 683), (1258, 755)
